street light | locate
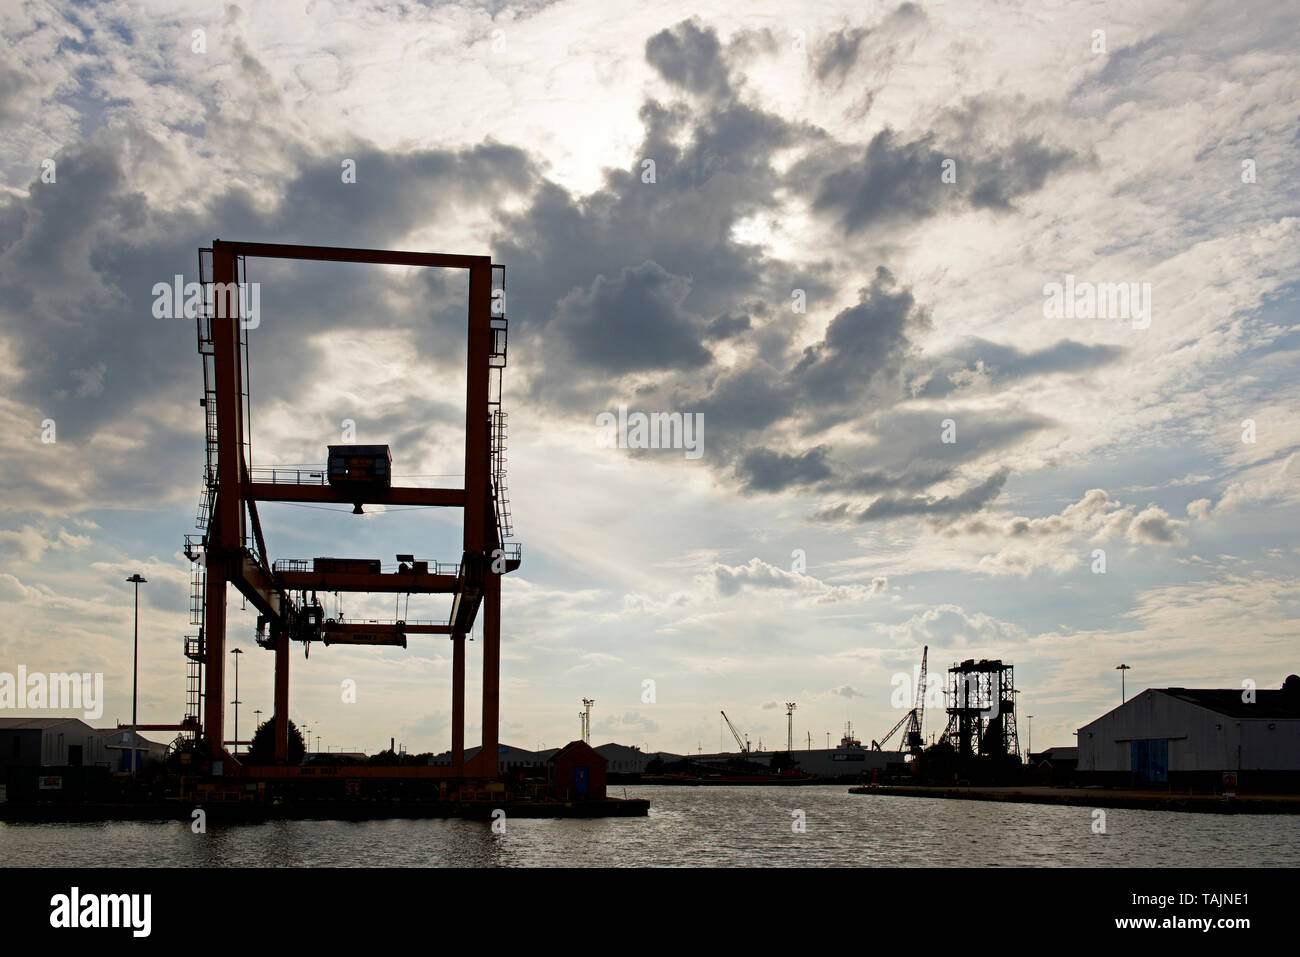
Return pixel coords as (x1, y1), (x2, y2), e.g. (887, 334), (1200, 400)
(125, 574), (147, 777)
(1027, 715), (1034, 763)
(230, 648), (243, 756)
(1117, 664), (1131, 703)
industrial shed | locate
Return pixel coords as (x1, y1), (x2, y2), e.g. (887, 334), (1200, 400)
(0, 718), (168, 777)
(0, 718), (109, 775)
(1076, 677), (1300, 791)
(548, 740), (606, 800)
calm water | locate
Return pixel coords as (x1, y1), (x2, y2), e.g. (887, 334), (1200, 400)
(2, 786), (1296, 867)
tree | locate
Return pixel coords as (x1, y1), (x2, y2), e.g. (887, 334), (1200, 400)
(245, 718), (306, 765)
(769, 751), (797, 771)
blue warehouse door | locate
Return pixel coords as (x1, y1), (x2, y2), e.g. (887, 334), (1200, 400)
(1130, 739), (1168, 784)
(574, 765), (589, 795)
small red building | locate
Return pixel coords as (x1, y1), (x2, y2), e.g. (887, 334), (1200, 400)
(548, 740), (606, 800)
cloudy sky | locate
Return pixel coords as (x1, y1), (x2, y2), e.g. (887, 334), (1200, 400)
(1, 0), (1297, 758)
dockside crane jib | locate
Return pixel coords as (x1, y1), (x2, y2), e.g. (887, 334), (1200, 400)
(872, 645), (928, 757)
(720, 710), (751, 754)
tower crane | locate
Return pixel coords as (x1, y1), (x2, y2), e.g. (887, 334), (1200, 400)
(871, 645), (928, 757)
(720, 710), (751, 754)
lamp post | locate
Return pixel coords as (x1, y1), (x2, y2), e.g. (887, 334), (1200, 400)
(230, 648), (243, 756)
(1026, 715), (1034, 763)
(125, 574), (147, 777)
(1117, 664), (1131, 703)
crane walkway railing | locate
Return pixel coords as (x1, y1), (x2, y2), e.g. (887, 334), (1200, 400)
(248, 466), (328, 485)
(271, 558), (462, 576)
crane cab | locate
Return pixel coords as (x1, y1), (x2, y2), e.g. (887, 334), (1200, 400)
(327, 444), (392, 486)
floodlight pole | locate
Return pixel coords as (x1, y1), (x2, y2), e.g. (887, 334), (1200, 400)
(126, 573), (147, 777)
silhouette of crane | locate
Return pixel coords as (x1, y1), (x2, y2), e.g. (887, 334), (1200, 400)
(872, 645), (928, 756)
(720, 710), (751, 753)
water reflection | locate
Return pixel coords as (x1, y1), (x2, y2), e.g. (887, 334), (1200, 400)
(3, 787), (1297, 868)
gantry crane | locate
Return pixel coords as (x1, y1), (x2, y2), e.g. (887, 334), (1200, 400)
(871, 645), (928, 756)
(720, 710), (751, 753)
(168, 241), (520, 787)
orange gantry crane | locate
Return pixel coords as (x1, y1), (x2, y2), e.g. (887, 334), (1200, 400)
(176, 240), (519, 783)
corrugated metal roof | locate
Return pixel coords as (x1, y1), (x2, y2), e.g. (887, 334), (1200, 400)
(1035, 746), (1078, 760)
(1159, 688), (1300, 719)
(0, 717), (92, 730)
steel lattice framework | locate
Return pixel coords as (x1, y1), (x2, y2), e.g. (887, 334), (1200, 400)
(940, 658), (1019, 761)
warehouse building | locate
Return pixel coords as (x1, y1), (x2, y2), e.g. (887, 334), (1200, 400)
(90, 727), (169, 772)
(430, 741), (901, 780)
(1, 717), (111, 774)
(430, 742), (683, 775)
(0, 718), (167, 775)
(1028, 746), (1078, 785)
(595, 743), (685, 773)
(1076, 676), (1300, 791)
(429, 743), (558, 772)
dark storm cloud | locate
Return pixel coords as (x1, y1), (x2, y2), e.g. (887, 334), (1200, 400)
(809, 129), (947, 233)
(0, 131), (533, 428)
(493, 100), (808, 354)
(967, 136), (1079, 210)
(815, 27), (870, 86)
(818, 467), (1011, 523)
(799, 128), (1080, 235)
(910, 337), (1125, 397)
(843, 460), (955, 493)
(814, 4), (927, 89)
(646, 19), (732, 101)
(736, 446), (832, 492)
(491, 25), (835, 413)
(705, 310), (751, 340)
(668, 267), (931, 494)
(676, 273), (939, 496)
(957, 337), (1124, 376)
(885, 410), (1054, 464)
(691, 364), (794, 435)
(483, 20), (949, 501)
(1, 13), (1073, 527)
(551, 261), (712, 373)
(0, 120), (537, 512)
(790, 266), (928, 406)
(272, 143), (535, 248)
(807, 408), (1052, 506)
